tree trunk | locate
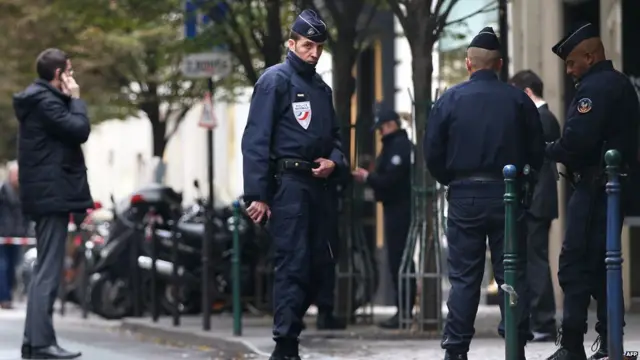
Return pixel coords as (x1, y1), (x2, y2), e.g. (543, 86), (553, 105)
(411, 43), (440, 331)
(411, 46), (434, 179)
(263, 0), (284, 69)
(151, 118), (167, 158)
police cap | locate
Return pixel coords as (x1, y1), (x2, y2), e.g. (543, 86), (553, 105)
(552, 22), (599, 60)
(372, 109), (400, 130)
(291, 9), (328, 43)
(468, 27), (501, 51)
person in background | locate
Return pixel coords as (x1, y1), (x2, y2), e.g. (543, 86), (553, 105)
(509, 70), (561, 342)
(0, 161), (31, 309)
(13, 48), (93, 360)
(352, 109), (415, 329)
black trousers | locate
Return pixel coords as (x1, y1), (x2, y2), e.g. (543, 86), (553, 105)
(23, 213), (69, 347)
(526, 215), (557, 334)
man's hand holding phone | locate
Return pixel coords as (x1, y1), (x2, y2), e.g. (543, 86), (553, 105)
(61, 73), (80, 99)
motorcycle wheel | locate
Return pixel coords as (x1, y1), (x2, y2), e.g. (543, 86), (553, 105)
(160, 284), (201, 315)
(89, 274), (132, 320)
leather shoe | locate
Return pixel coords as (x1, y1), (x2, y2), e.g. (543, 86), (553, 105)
(22, 344), (82, 359)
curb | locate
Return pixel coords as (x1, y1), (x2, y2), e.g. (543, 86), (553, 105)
(119, 320), (267, 357)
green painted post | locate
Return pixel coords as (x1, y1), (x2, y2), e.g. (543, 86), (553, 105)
(502, 164), (518, 360)
(231, 200), (242, 336)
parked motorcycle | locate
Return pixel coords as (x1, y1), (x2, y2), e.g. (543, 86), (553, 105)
(88, 182), (269, 319)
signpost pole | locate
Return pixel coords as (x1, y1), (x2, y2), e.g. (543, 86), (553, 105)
(183, 0), (232, 332)
(203, 77), (215, 331)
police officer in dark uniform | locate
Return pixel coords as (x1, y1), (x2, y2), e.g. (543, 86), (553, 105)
(352, 109), (415, 329)
(424, 27), (545, 360)
(544, 23), (640, 360)
(241, 9), (347, 360)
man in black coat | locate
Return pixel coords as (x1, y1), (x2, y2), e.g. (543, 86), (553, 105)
(510, 70), (561, 342)
(13, 48), (93, 360)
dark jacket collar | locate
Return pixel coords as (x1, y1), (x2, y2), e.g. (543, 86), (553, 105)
(470, 69), (499, 81)
(34, 79), (71, 101)
(285, 51), (316, 78)
(382, 129), (408, 143)
(578, 60), (614, 83)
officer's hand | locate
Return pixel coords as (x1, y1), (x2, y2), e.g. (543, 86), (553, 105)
(351, 167), (369, 183)
(246, 201), (271, 224)
(312, 158), (335, 178)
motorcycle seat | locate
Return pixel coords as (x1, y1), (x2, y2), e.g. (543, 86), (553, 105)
(177, 222), (204, 239)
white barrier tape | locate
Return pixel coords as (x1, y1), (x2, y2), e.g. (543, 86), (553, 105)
(0, 237), (37, 246)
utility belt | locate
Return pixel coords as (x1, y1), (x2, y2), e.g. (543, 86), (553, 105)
(274, 158), (319, 175)
(447, 167), (537, 208)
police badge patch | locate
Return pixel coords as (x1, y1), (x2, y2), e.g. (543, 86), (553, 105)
(292, 101), (312, 129)
(391, 155), (402, 165)
(577, 98), (592, 114)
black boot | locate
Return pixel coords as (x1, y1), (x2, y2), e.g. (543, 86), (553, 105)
(269, 338), (300, 360)
(587, 335), (607, 360)
(545, 329), (587, 360)
(316, 308), (347, 330)
(444, 351), (468, 360)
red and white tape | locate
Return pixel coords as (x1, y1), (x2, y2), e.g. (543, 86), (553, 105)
(0, 237), (37, 245)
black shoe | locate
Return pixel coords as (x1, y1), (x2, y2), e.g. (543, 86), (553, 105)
(316, 312), (347, 330)
(378, 314), (400, 329)
(22, 344), (82, 359)
(545, 348), (587, 360)
(587, 335), (607, 360)
(270, 339), (299, 360)
(444, 351), (468, 360)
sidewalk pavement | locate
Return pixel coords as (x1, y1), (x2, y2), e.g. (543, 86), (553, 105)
(116, 305), (640, 359)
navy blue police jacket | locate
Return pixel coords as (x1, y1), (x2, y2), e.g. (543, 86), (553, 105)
(368, 129), (412, 206)
(546, 60), (640, 172)
(424, 69), (545, 185)
(241, 51), (347, 204)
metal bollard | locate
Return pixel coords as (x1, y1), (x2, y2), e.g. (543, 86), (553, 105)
(605, 149), (624, 360)
(150, 214), (159, 322)
(501, 164), (519, 360)
(170, 218), (181, 327)
(230, 200), (242, 336)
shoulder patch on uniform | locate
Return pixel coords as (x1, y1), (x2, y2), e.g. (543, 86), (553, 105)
(390, 155), (402, 166)
(577, 98), (592, 114)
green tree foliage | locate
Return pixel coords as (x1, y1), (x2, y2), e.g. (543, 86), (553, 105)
(198, 0), (298, 86)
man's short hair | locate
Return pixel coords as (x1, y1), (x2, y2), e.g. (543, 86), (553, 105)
(509, 70), (544, 98)
(36, 48), (68, 81)
(289, 30), (302, 41)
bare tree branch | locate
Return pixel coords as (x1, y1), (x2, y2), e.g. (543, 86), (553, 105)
(355, 0), (380, 52)
(164, 105), (192, 142)
(386, 0), (410, 35)
(444, 1), (498, 27)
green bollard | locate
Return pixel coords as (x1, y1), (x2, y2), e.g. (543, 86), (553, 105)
(231, 200), (242, 336)
(501, 164), (519, 360)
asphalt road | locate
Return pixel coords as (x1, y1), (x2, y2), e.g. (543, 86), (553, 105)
(0, 306), (256, 360)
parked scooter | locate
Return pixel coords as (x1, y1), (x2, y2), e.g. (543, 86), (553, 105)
(88, 182), (270, 319)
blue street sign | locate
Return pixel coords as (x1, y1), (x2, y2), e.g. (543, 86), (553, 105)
(185, 0), (198, 39)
